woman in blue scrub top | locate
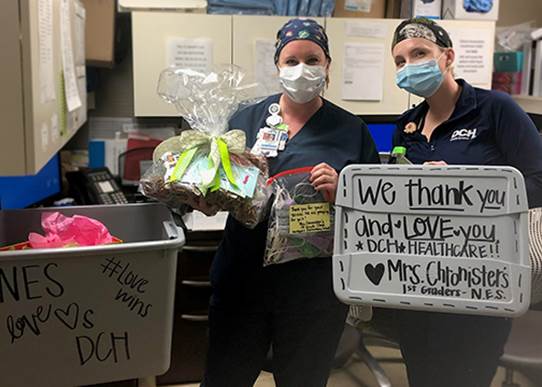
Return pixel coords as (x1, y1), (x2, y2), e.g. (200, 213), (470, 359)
(200, 18), (380, 387)
(391, 17), (542, 387)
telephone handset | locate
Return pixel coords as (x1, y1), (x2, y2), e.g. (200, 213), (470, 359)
(66, 167), (128, 205)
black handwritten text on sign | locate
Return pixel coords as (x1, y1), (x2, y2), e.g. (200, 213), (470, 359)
(100, 258), (152, 318)
(350, 256), (512, 302)
(356, 177), (506, 214)
(0, 262), (96, 343)
(352, 213), (506, 259)
(76, 331), (131, 366)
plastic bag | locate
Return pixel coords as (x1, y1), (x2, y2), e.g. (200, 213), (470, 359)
(275, 0), (288, 15)
(496, 22), (534, 52)
(297, 0), (310, 15)
(319, 0), (335, 16)
(264, 167), (334, 266)
(139, 66), (271, 228)
(308, 0), (322, 16)
(463, 0), (493, 14)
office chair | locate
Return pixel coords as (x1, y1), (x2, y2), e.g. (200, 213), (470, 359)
(499, 208), (542, 387)
(499, 310), (542, 387)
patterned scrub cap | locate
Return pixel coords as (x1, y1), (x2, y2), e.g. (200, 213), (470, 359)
(274, 18), (330, 64)
(392, 17), (453, 50)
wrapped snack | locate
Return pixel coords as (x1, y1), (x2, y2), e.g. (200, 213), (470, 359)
(140, 65), (270, 228)
(264, 167), (334, 266)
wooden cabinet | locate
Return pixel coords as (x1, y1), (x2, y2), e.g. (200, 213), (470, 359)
(156, 231), (222, 385)
(132, 12), (232, 117)
(132, 14), (495, 117)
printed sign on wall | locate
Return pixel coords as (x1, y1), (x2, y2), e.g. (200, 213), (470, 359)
(333, 165), (531, 317)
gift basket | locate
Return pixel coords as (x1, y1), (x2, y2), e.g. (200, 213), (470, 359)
(264, 167), (334, 266)
(140, 66), (271, 228)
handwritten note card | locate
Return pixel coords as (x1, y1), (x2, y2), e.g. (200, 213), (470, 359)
(333, 165), (531, 317)
(289, 203), (331, 234)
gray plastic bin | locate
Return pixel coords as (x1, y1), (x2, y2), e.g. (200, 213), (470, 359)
(0, 203), (185, 387)
(333, 165), (531, 317)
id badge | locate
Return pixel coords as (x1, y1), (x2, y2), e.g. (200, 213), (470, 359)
(252, 127), (280, 157)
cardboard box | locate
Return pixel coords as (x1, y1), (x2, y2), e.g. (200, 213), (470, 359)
(413, 0), (441, 19)
(386, 0), (401, 18)
(494, 52), (523, 73)
(442, 0), (499, 20)
(400, 0), (441, 19)
(333, 0), (387, 18)
(81, 0), (116, 67)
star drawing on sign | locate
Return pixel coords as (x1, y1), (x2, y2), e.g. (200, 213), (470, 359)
(356, 241), (364, 251)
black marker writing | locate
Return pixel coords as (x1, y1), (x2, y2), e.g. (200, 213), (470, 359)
(115, 288), (152, 318)
(76, 331), (131, 366)
(357, 178), (396, 206)
(0, 263), (64, 303)
(405, 178), (473, 209)
(477, 188), (505, 213)
(6, 304), (52, 343)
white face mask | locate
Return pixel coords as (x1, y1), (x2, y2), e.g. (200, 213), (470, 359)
(279, 63), (326, 104)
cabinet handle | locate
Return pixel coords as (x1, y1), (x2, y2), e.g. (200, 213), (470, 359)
(183, 245), (219, 252)
(182, 280), (211, 287)
(181, 314), (209, 322)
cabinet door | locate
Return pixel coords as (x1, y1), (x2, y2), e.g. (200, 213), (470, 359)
(325, 18), (410, 115)
(1, 0), (86, 176)
(132, 13), (232, 117)
(232, 15), (325, 97)
(0, 0), (25, 174)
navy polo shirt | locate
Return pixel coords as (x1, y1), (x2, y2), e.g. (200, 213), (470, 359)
(210, 94), (380, 302)
(393, 79), (542, 208)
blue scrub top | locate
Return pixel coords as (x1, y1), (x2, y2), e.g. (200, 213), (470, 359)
(210, 94), (380, 302)
(393, 79), (542, 208)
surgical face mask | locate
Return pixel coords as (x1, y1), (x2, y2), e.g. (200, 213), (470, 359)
(395, 53), (447, 98)
(279, 63), (326, 104)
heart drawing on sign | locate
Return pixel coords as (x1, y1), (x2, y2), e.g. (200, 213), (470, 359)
(365, 263), (385, 286)
(54, 302), (79, 330)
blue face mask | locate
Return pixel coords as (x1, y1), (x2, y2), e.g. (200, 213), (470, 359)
(395, 55), (445, 98)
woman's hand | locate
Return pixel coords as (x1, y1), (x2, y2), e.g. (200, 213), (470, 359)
(310, 163), (338, 203)
(185, 196), (220, 217)
(423, 160), (448, 166)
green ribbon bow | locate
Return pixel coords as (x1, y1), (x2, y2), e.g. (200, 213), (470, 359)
(167, 129), (246, 195)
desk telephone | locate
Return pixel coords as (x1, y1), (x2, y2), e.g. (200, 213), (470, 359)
(67, 168), (128, 205)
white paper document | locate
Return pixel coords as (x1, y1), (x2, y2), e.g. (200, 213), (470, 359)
(38, 0), (55, 103)
(51, 114), (59, 143)
(73, 1), (86, 73)
(342, 43), (385, 101)
(345, 21), (388, 39)
(183, 211), (228, 231)
(447, 27), (493, 88)
(167, 38), (213, 72)
(254, 39), (281, 95)
(60, 0), (82, 112)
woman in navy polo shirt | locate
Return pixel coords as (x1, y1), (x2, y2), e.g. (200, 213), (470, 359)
(391, 17), (542, 387)
(200, 19), (379, 387)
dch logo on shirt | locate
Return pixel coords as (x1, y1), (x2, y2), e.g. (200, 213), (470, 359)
(450, 128), (477, 142)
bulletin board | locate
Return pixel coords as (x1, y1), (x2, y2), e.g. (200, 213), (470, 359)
(333, 165), (531, 317)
